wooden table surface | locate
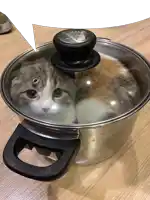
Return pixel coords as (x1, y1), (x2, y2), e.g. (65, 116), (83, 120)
(1, 19), (150, 200)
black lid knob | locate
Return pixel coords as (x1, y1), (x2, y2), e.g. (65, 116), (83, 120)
(51, 29), (100, 72)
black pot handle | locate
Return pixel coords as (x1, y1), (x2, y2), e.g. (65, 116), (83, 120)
(3, 124), (80, 181)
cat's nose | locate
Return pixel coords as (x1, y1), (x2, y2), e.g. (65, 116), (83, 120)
(42, 107), (50, 113)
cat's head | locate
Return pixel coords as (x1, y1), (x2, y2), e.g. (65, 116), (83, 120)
(10, 58), (76, 119)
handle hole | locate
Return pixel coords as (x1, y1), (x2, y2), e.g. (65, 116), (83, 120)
(18, 147), (60, 167)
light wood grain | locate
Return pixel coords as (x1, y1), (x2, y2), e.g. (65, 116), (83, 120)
(0, 18), (150, 200)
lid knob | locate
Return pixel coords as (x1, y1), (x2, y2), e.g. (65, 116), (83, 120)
(51, 29), (100, 72)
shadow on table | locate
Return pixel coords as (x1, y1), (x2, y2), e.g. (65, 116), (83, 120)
(46, 136), (141, 200)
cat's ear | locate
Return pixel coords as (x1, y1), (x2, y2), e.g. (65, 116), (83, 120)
(11, 77), (21, 86)
(33, 58), (49, 66)
(20, 57), (48, 66)
(36, 58), (48, 63)
(10, 69), (20, 79)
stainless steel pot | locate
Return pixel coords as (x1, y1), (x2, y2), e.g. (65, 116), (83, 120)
(1, 29), (150, 181)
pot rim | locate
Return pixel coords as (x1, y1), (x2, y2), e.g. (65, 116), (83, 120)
(1, 39), (150, 129)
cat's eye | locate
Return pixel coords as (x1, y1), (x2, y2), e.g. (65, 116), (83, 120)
(32, 78), (39, 85)
(53, 88), (63, 98)
(26, 89), (37, 99)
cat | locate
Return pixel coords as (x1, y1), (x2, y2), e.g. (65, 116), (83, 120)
(10, 58), (77, 124)
(75, 53), (140, 123)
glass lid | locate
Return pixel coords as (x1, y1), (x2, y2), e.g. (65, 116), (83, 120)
(2, 29), (150, 126)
